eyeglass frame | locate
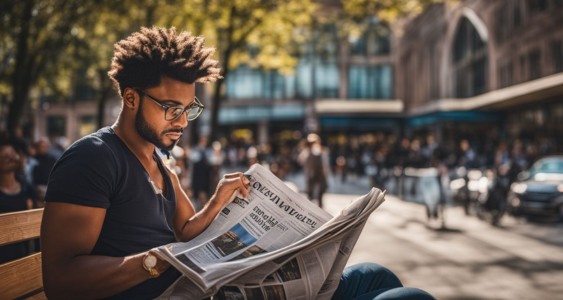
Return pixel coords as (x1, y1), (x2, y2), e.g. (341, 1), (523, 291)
(135, 88), (204, 121)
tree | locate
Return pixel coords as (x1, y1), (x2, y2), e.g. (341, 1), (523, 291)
(154, 0), (316, 142)
(67, 0), (156, 129)
(339, 0), (451, 39)
(0, 0), (101, 136)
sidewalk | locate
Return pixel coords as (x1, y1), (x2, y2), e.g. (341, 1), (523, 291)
(224, 167), (563, 299)
(284, 170), (373, 196)
(320, 193), (563, 300)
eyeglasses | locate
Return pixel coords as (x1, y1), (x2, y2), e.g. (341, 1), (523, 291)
(136, 89), (204, 121)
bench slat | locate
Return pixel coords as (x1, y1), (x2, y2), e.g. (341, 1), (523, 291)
(22, 291), (47, 300)
(0, 209), (43, 246)
(0, 252), (44, 299)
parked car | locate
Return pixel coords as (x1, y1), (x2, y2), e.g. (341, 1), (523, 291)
(507, 155), (563, 220)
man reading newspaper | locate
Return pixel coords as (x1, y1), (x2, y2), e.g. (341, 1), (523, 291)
(40, 26), (434, 299)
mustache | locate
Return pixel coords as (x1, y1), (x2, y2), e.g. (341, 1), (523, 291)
(162, 128), (184, 134)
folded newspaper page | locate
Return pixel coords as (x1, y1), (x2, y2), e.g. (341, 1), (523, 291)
(155, 163), (386, 299)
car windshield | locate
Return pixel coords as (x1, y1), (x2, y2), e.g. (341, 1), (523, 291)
(530, 158), (563, 176)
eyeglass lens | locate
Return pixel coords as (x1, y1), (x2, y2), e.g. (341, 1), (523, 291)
(166, 105), (202, 121)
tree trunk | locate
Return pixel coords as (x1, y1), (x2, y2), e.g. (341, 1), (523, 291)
(96, 69), (112, 129)
(7, 0), (33, 136)
(209, 49), (231, 142)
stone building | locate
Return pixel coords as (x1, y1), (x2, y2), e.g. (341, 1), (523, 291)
(395, 0), (563, 154)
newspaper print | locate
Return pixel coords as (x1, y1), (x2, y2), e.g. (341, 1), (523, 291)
(155, 164), (386, 299)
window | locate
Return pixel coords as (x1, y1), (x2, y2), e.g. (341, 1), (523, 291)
(495, 2), (524, 43)
(494, 6), (507, 42)
(347, 65), (392, 99)
(225, 66), (265, 99)
(225, 67), (293, 100)
(313, 24), (339, 98)
(47, 116), (66, 137)
(452, 17), (488, 98)
(513, 2), (522, 28)
(498, 60), (514, 88)
(79, 115), (96, 137)
(552, 40), (563, 73)
(528, 0), (548, 13)
(528, 49), (541, 80)
(350, 19), (391, 56)
(519, 54), (527, 83)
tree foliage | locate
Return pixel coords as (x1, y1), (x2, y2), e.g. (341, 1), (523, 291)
(153, 0), (316, 141)
(0, 0), (103, 135)
(0, 0), (446, 141)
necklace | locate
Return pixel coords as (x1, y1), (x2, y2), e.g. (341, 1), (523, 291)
(150, 179), (163, 195)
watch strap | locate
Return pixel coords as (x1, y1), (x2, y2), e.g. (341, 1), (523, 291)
(147, 266), (160, 278)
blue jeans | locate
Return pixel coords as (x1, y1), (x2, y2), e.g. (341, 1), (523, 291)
(332, 263), (435, 300)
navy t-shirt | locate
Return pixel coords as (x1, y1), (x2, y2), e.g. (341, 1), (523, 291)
(45, 127), (181, 299)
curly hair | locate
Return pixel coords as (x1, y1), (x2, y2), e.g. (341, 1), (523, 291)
(108, 26), (222, 96)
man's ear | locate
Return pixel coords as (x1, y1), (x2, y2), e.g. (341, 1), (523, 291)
(123, 88), (137, 109)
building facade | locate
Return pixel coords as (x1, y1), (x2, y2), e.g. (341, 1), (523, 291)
(217, 4), (399, 155)
(396, 0), (563, 154)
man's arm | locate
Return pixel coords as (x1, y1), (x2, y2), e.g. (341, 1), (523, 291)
(171, 171), (250, 242)
(41, 202), (164, 299)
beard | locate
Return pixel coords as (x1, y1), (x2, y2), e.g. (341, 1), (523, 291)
(135, 104), (179, 151)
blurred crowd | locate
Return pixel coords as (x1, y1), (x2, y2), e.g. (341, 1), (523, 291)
(1, 126), (559, 261)
(0, 128), (68, 263)
(164, 131), (559, 209)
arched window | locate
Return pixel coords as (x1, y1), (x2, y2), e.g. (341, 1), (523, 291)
(452, 17), (488, 98)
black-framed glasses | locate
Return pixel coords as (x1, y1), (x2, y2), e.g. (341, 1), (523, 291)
(136, 89), (204, 121)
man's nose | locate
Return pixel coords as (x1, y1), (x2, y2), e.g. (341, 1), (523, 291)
(171, 110), (189, 127)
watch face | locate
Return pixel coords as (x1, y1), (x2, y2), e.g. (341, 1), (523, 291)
(144, 255), (157, 268)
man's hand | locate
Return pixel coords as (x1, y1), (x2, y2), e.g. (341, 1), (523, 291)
(210, 172), (251, 208)
(175, 172), (250, 242)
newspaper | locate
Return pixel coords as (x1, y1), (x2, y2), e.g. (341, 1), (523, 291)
(155, 163), (386, 300)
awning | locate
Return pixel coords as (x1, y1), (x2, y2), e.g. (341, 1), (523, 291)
(320, 116), (401, 130)
(219, 104), (305, 125)
(406, 111), (501, 127)
(411, 72), (563, 115)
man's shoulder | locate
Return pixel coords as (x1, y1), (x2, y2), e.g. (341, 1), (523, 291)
(70, 127), (117, 148)
(63, 127), (122, 160)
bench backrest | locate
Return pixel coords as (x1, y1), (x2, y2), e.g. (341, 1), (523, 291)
(0, 208), (46, 299)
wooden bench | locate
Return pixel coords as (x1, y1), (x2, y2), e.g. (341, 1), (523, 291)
(0, 208), (46, 299)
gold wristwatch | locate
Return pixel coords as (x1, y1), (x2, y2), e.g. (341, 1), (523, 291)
(142, 252), (160, 278)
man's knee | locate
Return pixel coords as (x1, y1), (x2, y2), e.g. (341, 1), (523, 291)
(335, 263), (435, 300)
(373, 287), (436, 300)
(343, 263), (402, 286)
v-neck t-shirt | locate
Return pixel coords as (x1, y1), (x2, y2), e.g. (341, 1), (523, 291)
(45, 127), (181, 299)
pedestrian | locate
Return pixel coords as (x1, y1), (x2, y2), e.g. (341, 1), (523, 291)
(31, 137), (57, 207)
(208, 140), (225, 194)
(0, 140), (36, 263)
(190, 136), (212, 210)
(40, 26), (433, 300)
(299, 133), (330, 208)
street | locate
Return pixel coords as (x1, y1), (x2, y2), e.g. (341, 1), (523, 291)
(298, 174), (563, 300)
